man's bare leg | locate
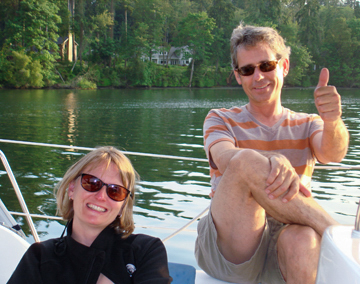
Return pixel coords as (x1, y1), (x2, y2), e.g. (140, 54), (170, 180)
(211, 151), (268, 264)
(277, 225), (321, 284)
(211, 149), (337, 265)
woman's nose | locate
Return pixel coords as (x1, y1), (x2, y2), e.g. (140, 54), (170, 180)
(94, 185), (107, 200)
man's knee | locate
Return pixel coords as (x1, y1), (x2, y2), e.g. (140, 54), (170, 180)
(278, 225), (321, 282)
(227, 149), (270, 180)
(279, 225), (321, 255)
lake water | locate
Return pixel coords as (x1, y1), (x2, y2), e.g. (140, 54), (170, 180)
(0, 87), (359, 268)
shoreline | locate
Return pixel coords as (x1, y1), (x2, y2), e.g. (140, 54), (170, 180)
(1, 85), (359, 90)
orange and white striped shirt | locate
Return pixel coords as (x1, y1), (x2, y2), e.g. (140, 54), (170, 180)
(203, 106), (323, 198)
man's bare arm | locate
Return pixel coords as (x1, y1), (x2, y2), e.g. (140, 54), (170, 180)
(312, 68), (349, 164)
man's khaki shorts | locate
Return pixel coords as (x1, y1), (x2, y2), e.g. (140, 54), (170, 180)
(195, 209), (286, 284)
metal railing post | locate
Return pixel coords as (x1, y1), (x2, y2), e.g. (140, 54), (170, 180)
(355, 200), (360, 232)
(0, 150), (40, 242)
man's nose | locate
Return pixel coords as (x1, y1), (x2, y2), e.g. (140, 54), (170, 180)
(253, 66), (265, 81)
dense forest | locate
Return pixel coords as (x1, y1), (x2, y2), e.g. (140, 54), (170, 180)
(0, 0), (359, 89)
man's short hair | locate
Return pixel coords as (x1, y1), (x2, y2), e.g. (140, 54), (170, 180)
(230, 24), (291, 69)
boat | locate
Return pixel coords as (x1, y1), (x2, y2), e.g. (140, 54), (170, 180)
(0, 140), (360, 283)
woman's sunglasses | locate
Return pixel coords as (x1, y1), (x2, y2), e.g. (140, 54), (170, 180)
(236, 60), (280, 76)
(80, 173), (132, 202)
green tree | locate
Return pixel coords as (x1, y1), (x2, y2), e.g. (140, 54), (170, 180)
(285, 43), (313, 86)
(355, 1), (360, 18)
(243, 0), (282, 25)
(5, 50), (44, 88)
(0, 0), (21, 47)
(295, 0), (321, 62)
(277, 14), (314, 86)
(317, 5), (359, 86)
(4, 0), (61, 86)
(131, 0), (169, 64)
(88, 9), (116, 67)
(161, 0), (193, 66)
(347, 17), (360, 86)
(74, 0), (86, 64)
(208, 0), (236, 84)
(176, 12), (215, 87)
(321, 16), (356, 86)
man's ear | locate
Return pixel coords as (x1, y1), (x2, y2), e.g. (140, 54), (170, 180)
(281, 58), (290, 77)
(234, 70), (242, 85)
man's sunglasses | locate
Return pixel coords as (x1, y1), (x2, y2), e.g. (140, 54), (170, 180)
(80, 173), (132, 202)
(236, 60), (280, 76)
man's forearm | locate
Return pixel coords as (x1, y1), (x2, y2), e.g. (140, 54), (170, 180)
(214, 148), (282, 175)
(320, 119), (349, 163)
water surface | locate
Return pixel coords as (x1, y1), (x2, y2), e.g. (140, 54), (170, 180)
(0, 87), (359, 267)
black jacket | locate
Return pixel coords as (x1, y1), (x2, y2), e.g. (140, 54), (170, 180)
(7, 223), (171, 284)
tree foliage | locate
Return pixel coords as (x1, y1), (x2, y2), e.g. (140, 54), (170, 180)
(1, 0), (61, 87)
(0, 0), (360, 88)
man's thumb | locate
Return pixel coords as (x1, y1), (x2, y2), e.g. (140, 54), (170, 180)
(317, 68), (329, 88)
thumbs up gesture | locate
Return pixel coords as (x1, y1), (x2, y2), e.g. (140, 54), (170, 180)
(314, 68), (342, 123)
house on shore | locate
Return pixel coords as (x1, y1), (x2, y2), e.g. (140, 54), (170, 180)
(57, 36), (78, 62)
(142, 47), (192, 66)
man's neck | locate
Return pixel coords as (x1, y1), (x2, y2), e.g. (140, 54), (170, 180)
(246, 103), (283, 127)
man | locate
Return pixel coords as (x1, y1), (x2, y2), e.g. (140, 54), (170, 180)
(195, 25), (349, 284)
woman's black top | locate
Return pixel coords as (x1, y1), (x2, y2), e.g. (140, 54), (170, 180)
(7, 223), (171, 284)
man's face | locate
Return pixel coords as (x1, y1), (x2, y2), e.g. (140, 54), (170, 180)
(234, 43), (289, 107)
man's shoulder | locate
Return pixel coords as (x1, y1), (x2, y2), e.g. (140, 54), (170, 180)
(285, 108), (321, 122)
(286, 108), (319, 118)
(206, 106), (246, 118)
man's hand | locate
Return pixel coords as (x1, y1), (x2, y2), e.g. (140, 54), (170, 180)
(314, 68), (342, 123)
(265, 155), (311, 203)
(312, 67), (348, 164)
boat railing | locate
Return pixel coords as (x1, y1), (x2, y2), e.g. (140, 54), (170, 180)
(0, 150), (40, 242)
(1, 138), (360, 243)
(354, 201), (360, 236)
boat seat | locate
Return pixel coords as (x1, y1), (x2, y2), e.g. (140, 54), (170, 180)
(0, 225), (29, 283)
(168, 262), (196, 284)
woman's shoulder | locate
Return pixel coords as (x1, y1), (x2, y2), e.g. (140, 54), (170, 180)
(16, 237), (62, 267)
(123, 233), (161, 246)
(120, 233), (164, 253)
(28, 237), (59, 252)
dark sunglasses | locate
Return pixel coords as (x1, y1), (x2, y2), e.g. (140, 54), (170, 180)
(236, 60), (280, 76)
(80, 173), (132, 202)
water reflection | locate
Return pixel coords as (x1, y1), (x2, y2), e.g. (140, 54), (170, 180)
(65, 92), (77, 148)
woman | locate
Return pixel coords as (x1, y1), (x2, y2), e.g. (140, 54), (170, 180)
(8, 146), (171, 284)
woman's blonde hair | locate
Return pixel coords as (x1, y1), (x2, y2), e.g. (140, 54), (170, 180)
(55, 146), (138, 238)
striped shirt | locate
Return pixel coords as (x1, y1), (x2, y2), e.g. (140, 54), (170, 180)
(203, 105), (323, 197)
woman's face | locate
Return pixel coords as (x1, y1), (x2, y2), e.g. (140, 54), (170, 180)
(68, 161), (126, 235)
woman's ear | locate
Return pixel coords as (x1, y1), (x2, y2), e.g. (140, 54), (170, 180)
(68, 181), (75, 199)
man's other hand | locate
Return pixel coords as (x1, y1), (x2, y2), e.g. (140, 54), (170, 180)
(314, 68), (342, 123)
(265, 155), (310, 203)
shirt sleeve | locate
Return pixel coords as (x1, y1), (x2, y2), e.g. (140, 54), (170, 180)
(203, 109), (237, 165)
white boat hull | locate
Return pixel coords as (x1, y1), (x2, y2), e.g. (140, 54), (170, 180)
(0, 225), (29, 283)
(195, 270), (235, 283)
(316, 225), (360, 284)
